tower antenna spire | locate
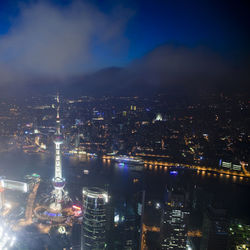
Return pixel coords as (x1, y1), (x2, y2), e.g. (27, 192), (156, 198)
(50, 92), (65, 211)
(56, 92), (61, 135)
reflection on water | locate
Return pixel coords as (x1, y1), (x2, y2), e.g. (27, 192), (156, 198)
(0, 152), (249, 220)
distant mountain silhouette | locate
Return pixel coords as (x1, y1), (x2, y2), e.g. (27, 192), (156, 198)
(0, 44), (249, 98)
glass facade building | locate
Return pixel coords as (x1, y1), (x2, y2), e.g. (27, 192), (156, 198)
(81, 187), (108, 250)
(200, 206), (229, 250)
(110, 192), (144, 250)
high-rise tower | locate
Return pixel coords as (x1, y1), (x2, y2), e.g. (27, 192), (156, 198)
(50, 94), (65, 211)
(81, 187), (108, 250)
(160, 186), (189, 249)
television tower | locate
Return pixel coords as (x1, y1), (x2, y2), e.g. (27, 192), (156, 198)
(50, 94), (65, 211)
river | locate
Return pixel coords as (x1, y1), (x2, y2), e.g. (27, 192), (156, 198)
(0, 151), (249, 222)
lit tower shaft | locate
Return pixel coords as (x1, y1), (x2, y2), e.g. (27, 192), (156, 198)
(55, 97), (62, 179)
(51, 94), (65, 211)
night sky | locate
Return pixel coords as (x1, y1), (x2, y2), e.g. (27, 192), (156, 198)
(0, 0), (249, 94)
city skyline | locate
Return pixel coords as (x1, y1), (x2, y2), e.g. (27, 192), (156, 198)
(0, 92), (249, 249)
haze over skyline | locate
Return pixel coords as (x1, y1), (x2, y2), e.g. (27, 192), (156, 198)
(0, 0), (249, 94)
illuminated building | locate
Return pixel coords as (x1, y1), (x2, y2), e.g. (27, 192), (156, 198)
(160, 187), (189, 249)
(229, 221), (250, 250)
(130, 105), (136, 111)
(153, 113), (163, 122)
(0, 188), (4, 210)
(0, 219), (16, 248)
(81, 187), (108, 250)
(0, 178), (29, 213)
(50, 94), (66, 211)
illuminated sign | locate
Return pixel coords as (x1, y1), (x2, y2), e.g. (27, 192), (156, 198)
(232, 164), (241, 171)
(138, 203), (142, 216)
(72, 205), (81, 210)
(222, 162), (231, 169)
(221, 162), (242, 171)
(114, 214), (119, 223)
(58, 226), (66, 234)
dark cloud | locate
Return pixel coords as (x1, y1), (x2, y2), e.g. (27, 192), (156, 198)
(62, 44), (248, 96)
(0, 0), (248, 95)
(130, 45), (233, 86)
(0, 1), (131, 85)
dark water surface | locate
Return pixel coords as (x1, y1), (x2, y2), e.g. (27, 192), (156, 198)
(0, 152), (249, 221)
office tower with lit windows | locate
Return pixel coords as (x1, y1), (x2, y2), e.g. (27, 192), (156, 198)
(81, 187), (108, 250)
(160, 187), (189, 249)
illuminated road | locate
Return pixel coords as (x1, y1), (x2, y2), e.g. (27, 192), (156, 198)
(143, 160), (250, 179)
(241, 162), (248, 176)
(187, 230), (202, 237)
(25, 181), (40, 224)
(103, 155), (250, 179)
(141, 224), (160, 250)
(16, 180), (40, 229)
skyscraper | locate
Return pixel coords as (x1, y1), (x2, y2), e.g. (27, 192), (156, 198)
(50, 94), (65, 211)
(81, 187), (108, 250)
(200, 206), (229, 250)
(109, 192), (144, 250)
(160, 187), (189, 249)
